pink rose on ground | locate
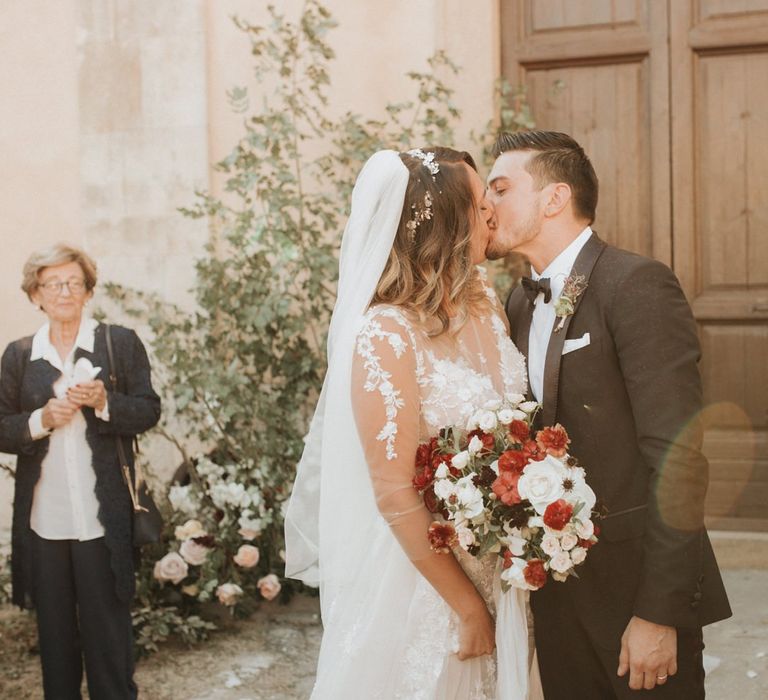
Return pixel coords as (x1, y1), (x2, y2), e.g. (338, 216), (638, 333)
(238, 527), (259, 541)
(153, 552), (189, 584)
(216, 582), (243, 606)
(174, 519), (206, 541)
(180, 539), (210, 566)
(233, 544), (260, 569)
(257, 574), (282, 601)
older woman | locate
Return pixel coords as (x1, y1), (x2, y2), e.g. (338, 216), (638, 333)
(0, 243), (160, 699)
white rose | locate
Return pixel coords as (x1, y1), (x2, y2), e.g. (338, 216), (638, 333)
(435, 462), (450, 479)
(503, 533), (527, 557)
(238, 527), (259, 541)
(451, 451), (469, 470)
(519, 401), (539, 413)
(468, 436), (484, 455)
(570, 546), (587, 565)
(257, 574), (282, 601)
(455, 476), (484, 519)
(233, 544), (260, 568)
(153, 552), (189, 585)
(541, 534), (562, 557)
(174, 519), (206, 541)
(559, 533), (578, 551)
(517, 456), (567, 513)
(180, 539), (210, 566)
(505, 392), (525, 406)
(478, 411), (498, 432)
(500, 557), (536, 591)
(434, 478), (455, 502)
(456, 526), (476, 550)
(216, 582), (244, 606)
(549, 551), (573, 574)
(497, 408), (515, 425)
(575, 519), (595, 540)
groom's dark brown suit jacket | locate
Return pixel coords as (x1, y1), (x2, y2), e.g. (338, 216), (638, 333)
(505, 234), (731, 648)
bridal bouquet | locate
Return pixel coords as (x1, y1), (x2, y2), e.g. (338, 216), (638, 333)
(412, 397), (600, 591)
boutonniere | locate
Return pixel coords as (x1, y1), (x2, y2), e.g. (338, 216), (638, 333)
(553, 274), (588, 333)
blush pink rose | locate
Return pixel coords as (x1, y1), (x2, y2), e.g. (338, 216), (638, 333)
(257, 573), (282, 601)
(216, 582), (244, 606)
(180, 539), (209, 566)
(233, 544), (260, 569)
(153, 552), (189, 584)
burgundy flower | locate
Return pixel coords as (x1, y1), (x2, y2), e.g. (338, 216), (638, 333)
(428, 521), (457, 554)
(508, 419), (530, 443)
(497, 449), (528, 474)
(524, 559), (547, 589)
(536, 424), (571, 458)
(543, 499), (574, 531)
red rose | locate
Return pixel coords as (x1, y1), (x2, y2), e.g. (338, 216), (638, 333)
(522, 439), (546, 462)
(427, 521), (457, 554)
(498, 449), (528, 474)
(536, 424), (571, 458)
(523, 559), (547, 589)
(467, 429), (495, 454)
(415, 443), (432, 470)
(543, 499), (574, 531)
(508, 419), (530, 443)
(502, 549), (514, 570)
(578, 537), (596, 550)
(412, 465), (434, 492)
(492, 471), (522, 506)
(423, 485), (440, 514)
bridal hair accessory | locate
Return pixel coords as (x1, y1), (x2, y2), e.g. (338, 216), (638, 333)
(406, 148), (440, 178)
(406, 192), (433, 242)
(553, 273), (588, 332)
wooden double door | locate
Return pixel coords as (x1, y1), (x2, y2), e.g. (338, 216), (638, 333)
(501, 0), (768, 530)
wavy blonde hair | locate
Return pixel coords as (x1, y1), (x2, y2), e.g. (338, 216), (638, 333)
(371, 147), (489, 336)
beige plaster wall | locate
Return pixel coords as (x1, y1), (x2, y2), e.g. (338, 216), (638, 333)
(0, 0), (500, 527)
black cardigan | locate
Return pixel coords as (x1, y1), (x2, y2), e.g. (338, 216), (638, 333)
(0, 323), (161, 608)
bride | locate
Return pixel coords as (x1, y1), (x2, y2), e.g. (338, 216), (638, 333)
(285, 148), (537, 699)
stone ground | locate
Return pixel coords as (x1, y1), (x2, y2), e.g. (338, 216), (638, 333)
(1, 569), (765, 699)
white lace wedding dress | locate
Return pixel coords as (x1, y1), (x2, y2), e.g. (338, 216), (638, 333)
(309, 277), (534, 699)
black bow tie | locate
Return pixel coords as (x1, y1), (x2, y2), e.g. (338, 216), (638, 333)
(521, 276), (552, 304)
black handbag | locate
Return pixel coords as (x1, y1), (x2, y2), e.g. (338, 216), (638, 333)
(105, 324), (164, 547)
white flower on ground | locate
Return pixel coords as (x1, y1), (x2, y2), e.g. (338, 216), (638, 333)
(153, 552), (189, 585)
(517, 455), (568, 514)
(233, 544), (260, 569)
(257, 574), (282, 601)
(168, 485), (198, 516)
(174, 519), (206, 541)
(549, 551), (573, 574)
(541, 534), (562, 558)
(468, 436), (484, 455)
(570, 546), (587, 565)
(559, 533), (578, 551)
(179, 539), (210, 566)
(216, 582), (244, 606)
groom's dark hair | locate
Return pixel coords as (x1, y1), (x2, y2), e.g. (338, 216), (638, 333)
(492, 130), (599, 224)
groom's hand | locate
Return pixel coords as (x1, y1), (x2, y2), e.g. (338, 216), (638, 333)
(617, 616), (677, 690)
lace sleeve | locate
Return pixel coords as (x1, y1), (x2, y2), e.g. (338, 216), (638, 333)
(351, 309), (433, 561)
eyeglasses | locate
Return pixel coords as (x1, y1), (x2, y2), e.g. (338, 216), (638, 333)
(38, 279), (88, 295)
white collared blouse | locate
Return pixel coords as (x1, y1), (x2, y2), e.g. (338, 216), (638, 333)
(27, 317), (109, 541)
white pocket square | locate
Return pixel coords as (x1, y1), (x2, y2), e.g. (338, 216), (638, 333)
(562, 332), (591, 355)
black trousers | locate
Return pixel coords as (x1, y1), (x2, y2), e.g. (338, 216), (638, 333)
(533, 600), (705, 699)
(31, 533), (137, 700)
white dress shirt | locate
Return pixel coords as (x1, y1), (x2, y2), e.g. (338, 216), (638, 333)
(528, 226), (593, 402)
(28, 317), (109, 541)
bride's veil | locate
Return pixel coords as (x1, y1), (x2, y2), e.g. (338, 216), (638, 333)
(284, 150), (409, 590)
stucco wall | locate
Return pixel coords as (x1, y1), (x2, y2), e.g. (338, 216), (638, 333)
(0, 0), (500, 527)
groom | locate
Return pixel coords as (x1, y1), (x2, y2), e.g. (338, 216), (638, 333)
(486, 131), (731, 698)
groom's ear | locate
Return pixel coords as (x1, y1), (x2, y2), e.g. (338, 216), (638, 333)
(543, 182), (572, 218)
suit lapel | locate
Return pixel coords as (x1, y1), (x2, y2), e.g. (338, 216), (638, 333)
(505, 286), (535, 400)
(540, 234), (607, 426)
